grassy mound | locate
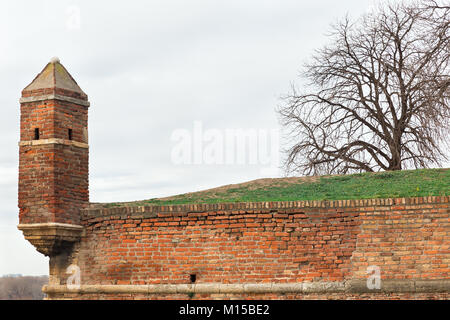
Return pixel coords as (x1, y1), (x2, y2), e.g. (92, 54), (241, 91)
(100, 168), (449, 207)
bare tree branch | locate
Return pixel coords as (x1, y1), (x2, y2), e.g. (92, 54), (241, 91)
(278, 0), (450, 175)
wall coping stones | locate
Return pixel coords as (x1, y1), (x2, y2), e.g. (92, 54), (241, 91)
(83, 196), (449, 220)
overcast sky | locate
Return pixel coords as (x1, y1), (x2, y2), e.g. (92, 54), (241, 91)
(1, 0), (432, 276)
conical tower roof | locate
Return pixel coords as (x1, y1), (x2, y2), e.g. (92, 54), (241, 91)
(22, 57), (87, 98)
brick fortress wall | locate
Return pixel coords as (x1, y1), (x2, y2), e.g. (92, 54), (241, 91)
(44, 196), (449, 299)
(18, 59), (449, 300)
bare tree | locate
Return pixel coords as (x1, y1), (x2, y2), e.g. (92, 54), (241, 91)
(278, 0), (449, 175)
(0, 275), (48, 300)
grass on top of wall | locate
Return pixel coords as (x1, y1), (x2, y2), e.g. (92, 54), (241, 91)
(100, 168), (449, 208)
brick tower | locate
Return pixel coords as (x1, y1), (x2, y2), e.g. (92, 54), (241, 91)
(18, 57), (89, 257)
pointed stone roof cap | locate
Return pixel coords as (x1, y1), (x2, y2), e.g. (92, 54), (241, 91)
(22, 57), (87, 100)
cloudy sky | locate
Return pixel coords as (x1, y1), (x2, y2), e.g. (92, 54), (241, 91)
(1, 0), (428, 276)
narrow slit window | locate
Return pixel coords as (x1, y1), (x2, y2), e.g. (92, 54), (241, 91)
(68, 129), (73, 140)
(34, 128), (39, 140)
(190, 274), (196, 283)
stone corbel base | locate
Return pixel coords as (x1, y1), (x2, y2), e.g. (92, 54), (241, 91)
(17, 223), (84, 256)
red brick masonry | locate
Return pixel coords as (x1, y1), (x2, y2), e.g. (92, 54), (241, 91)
(44, 196), (449, 299)
(19, 97), (89, 225)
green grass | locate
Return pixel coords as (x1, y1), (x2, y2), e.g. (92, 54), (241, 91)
(101, 168), (449, 208)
